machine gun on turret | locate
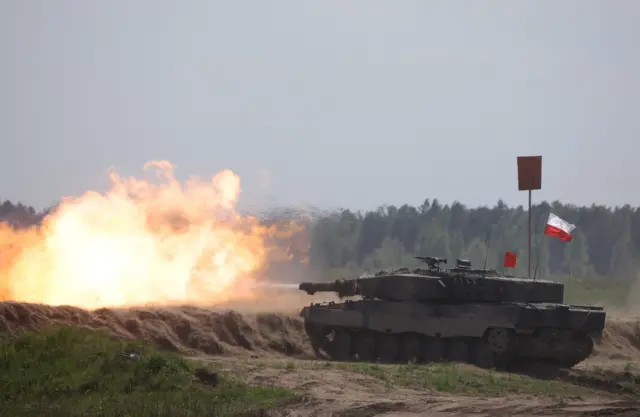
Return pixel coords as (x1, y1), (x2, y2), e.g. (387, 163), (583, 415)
(414, 256), (498, 276)
(414, 256), (447, 271)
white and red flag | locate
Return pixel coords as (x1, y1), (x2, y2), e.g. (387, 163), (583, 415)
(544, 213), (576, 242)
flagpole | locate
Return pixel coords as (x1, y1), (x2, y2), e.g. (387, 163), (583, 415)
(528, 190), (532, 280)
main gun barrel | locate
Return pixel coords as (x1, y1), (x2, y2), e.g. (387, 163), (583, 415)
(298, 279), (358, 297)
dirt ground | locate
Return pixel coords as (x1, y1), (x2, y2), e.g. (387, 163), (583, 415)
(200, 355), (639, 417)
(1, 289), (639, 417)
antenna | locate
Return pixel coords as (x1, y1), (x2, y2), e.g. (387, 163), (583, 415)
(483, 226), (493, 277)
(532, 209), (545, 281)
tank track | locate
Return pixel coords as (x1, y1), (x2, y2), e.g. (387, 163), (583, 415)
(304, 323), (595, 370)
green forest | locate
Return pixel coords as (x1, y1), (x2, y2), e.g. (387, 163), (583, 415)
(306, 199), (640, 283)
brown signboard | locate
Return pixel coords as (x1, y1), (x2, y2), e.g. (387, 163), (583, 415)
(517, 156), (542, 191)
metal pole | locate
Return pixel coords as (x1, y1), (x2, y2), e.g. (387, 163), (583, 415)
(528, 190), (532, 279)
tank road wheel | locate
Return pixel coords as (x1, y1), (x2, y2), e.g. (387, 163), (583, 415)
(304, 322), (327, 356)
(563, 332), (595, 368)
(399, 333), (422, 363)
(423, 337), (444, 363)
(354, 332), (377, 362)
(575, 333), (594, 360)
(327, 329), (352, 361)
(447, 338), (470, 363)
(472, 327), (515, 369)
(471, 339), (496, 369)
(486, 328), (512, 354)
(377, 333), (399, 363)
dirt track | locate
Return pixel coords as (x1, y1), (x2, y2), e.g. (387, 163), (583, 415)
(1, 294), (639, 416)
(206, 355), (640, 417)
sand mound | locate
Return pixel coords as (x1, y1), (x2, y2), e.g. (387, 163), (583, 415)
(1, 300), (639, 363)
(595, 317), (640, 361)
(0, 301), (314, 358)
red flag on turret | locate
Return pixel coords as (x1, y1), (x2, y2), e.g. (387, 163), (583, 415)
(504, 251), (517, 268)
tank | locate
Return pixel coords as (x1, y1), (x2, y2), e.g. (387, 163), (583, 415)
(299, 256), (606, 369)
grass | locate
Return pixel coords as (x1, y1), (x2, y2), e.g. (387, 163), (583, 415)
(611, 363), (640, 395)
(555, 275), (630, 307)
(338, 361), (598, 397)
(336, 361), (589, 396)
(0, 326), (298, 417)
(252, 358), (598, 398)
(619, 374), (640, 396)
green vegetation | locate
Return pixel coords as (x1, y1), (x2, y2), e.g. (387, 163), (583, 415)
(613, 363), (640, 395)
(556, 274), (630, 306)
(619, 374), (640, 396)
(0, 326), (297, 417)
(336, 361), (588, 397)
(260, 358), (599, 397)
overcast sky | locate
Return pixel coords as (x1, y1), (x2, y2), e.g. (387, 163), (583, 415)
(1, 1), (638, 211)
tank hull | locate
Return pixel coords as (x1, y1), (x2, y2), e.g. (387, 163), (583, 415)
(300, 299), (605, 369)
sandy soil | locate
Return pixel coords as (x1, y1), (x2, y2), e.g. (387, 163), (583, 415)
(1, 291), (639, 417)
(203, 356), (639, 417)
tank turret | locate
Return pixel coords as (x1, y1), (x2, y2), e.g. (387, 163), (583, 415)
(298, 254), (606, 370)
(299, 256), (565, 304)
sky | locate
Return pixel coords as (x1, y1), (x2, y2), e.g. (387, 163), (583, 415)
(1, 1), (639, 212)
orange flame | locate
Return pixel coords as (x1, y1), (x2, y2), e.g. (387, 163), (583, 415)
(0, 161), (302, 309)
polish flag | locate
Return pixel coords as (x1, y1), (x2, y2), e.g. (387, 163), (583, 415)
(544, 213), (576, 242)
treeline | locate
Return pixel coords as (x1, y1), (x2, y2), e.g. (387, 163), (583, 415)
(307, 199), (640, 282)
(0, 200), (44, 227)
